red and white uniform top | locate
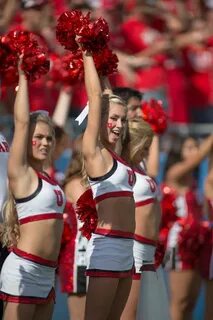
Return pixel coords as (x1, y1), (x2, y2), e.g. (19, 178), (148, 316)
(88, 151), (135, 203)
(133, 166), (159, 207)
(15, 171), (65, 225)
(0, 133), (9, 223)
(174, 189), (202, 221)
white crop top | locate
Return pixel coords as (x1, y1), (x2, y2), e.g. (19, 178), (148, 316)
(133, 166), (158, 207)
(16, 171), (66, 224)
(88, 151), (135, 203)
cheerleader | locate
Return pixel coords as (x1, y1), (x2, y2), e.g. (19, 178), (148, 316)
(164, 134), (213, 320)
(0, 60), (66, 319)
(58, 149), (89, 320)
(121, 118), (170, 320)
(81, 47), (135, 319)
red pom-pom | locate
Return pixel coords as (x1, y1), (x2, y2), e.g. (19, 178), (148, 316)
(178, 220), (208, 263)
(93, 47), (118, 76)
(56, 10), (86, 52)
(21, 46), (50, 81)
(48, 50), (83, 88)
(78, 17), (109, 53)
(0, 30), (50, 85)
(75, 189), (98, 240)
(56, 10), (109, 53)
(3, 30), (35, 54)
(0, 36), (19, 86)
(142, 99), (168, 134)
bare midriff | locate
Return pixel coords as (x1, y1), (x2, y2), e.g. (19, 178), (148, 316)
(17, 219), (64, 261)
(96, 196), (135, 233)
(135, 200), (161, 241)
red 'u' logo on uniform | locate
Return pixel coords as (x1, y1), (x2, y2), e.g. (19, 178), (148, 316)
(127, 169), (135, 186)
(54, 190), (63, 206)
(146, 178), (156, 192)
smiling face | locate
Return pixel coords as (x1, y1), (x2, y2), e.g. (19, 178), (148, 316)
(101, 102), (127, 148)
(28, 121), (55, 163)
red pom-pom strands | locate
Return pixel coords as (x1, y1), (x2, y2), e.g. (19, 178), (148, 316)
(141, 99), (168, 134)
(77, 17), (109, 53)
(56, 10), (87, 52)
(0, 36), (19, 86)
(75, 189), (98, 240)
(177, 220), (209, 265)
(48, 50), (84, 89)
(93, 47), (118, 76)
(160, 184), (178, 230)
(0, 30), (50, 86)
(56, 10), (110, 54)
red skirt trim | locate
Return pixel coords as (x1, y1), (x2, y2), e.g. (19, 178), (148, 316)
(134, 234), (157, 246)
(86, 268), (133, 278)
(95, 228), (134, 239)
(132, 273), (141, 280)
(19, 213), (63, 225)
(12, 247), (58, 268)
(0, 287), (55, 304)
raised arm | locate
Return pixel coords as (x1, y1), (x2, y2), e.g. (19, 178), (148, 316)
(52, 87), (72, 127)
(82, 51), (102, 159)
(100, 76), (113, 95)
(146, 135), (159, 179)
(8, 62), (30, 182)
(166, 135), (213, 183)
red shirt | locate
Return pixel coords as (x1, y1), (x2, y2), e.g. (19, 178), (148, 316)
(182, 41), (213, 107)
(121, 17), (166, 90)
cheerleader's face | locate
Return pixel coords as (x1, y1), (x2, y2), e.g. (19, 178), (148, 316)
(181, 138), (198, 160)
(101, 103), (127, 146)
(28, 121), (55, 162)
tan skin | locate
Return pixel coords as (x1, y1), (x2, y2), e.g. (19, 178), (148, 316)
(165, 136), (213, 320)
(3, 64), (63, 320)
(121, 131), (161, 320)
(64, 176), (87, 320)
(203, 149), (213, 320)
(82, 51), (135, 320)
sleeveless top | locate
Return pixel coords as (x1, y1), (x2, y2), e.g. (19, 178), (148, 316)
(16, 171), (65, 225)
(133, 166), (159, 207)
(88, 151), (135, 203)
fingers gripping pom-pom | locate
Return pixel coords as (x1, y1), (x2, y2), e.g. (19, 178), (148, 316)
(56, 10), (110, 53)
(56, 10), (86, 52)
(77, 17), (109, 53)
(142, 99), (168, 134)
(0, 30), (50, 86)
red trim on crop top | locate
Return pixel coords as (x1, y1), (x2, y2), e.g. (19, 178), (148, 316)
(19, 213), (63, 225)
(94, 191), (133, 203)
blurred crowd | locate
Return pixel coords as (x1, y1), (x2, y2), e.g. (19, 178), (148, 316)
(0, 0), (213, 138)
